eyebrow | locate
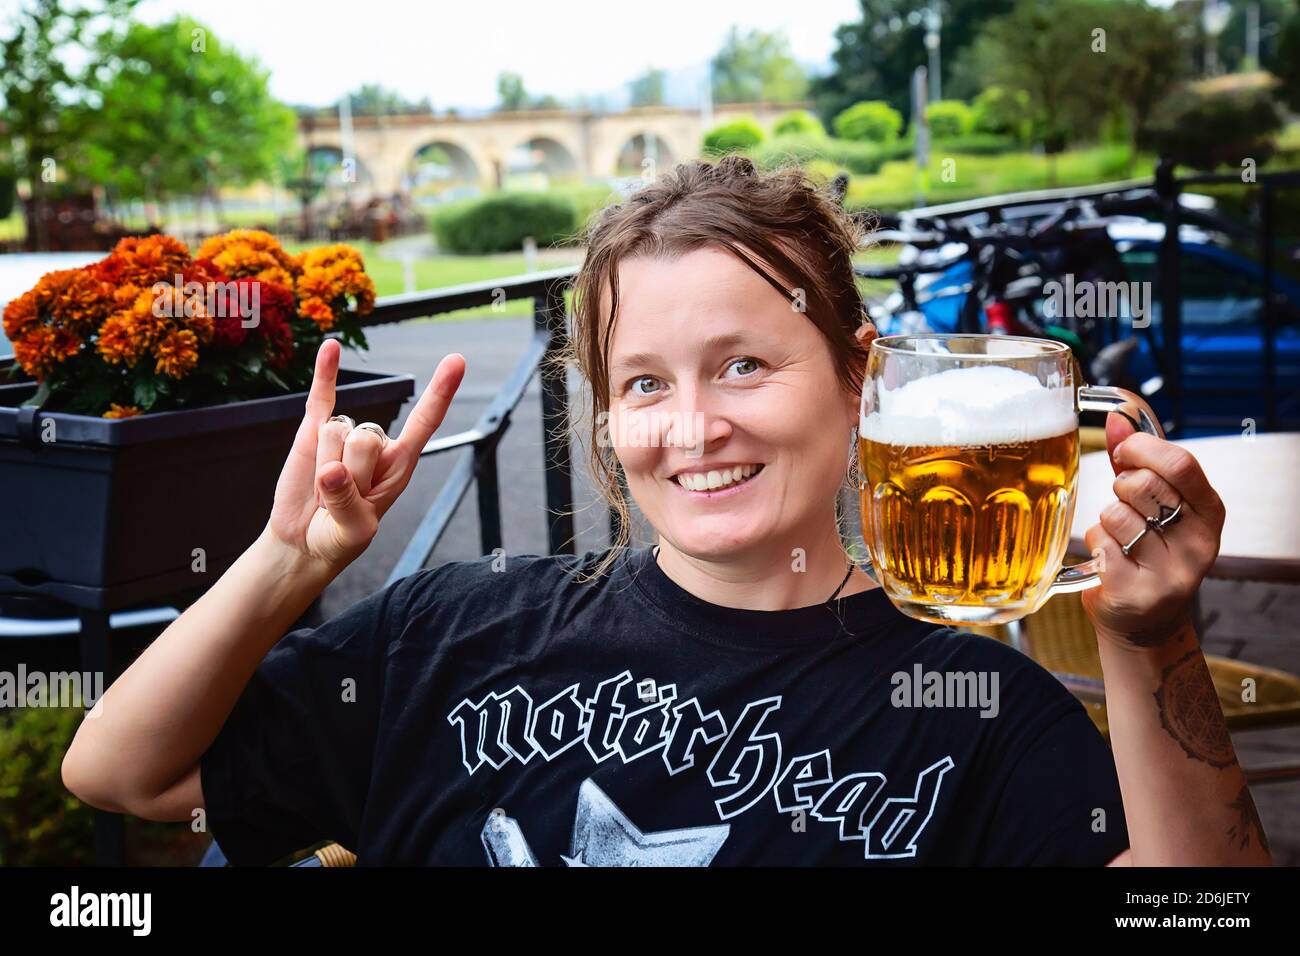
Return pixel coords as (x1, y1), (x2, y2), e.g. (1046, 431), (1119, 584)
(611, 331), (755, 375)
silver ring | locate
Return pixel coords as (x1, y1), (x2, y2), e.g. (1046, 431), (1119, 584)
(328, 414), (355, 431)
(353, 422), (389, 443)
(1147, 501), (1183, 534)
(1122, 501), (1183, 557)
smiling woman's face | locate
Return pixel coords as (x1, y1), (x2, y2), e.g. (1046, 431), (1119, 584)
(604, 244), (859, 562)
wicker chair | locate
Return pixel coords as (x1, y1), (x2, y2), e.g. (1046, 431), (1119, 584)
(197, 838), (356, 867)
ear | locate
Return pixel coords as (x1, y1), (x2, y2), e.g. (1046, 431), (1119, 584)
(855, 320), (878, 350)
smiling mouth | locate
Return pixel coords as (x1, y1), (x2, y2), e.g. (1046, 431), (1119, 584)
(672, 463), (764, 493)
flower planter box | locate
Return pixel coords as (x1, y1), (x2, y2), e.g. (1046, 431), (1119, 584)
(0, 357), (414, 606)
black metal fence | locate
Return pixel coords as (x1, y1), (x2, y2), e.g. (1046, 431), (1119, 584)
(358, 267), (582, 585)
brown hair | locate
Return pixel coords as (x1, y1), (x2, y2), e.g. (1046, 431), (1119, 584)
(552, 154), (875, 582)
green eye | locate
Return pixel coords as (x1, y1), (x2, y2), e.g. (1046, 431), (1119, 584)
(729, 357), (761, 376)
(630, 376), (662, 395)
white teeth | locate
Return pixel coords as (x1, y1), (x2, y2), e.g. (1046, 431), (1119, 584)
(675, 464), (761, 492)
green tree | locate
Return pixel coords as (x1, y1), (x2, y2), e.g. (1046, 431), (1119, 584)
(711, 26), (808, 104)
(629, 67), (666, 107)
(963, 0), (1189, 161)
(83, 16), (296, 208)
(1096, 0), (1190, 153)
(1215, 0), (1292, 72)
(959, 0), (1108, 166)
(971, 85), (1031, 141)
(0, 0), (140, 249)
(497, 71), (528, 111)
(812, 0), (1014, 123)
(1276, 1), (1300, 111)
(345, 82), (431, 115)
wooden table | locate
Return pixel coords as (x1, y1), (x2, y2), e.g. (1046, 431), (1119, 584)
(1070, 432), (1300, 583)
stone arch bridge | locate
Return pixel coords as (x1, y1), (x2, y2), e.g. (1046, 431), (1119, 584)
(300, 102), (808, 195)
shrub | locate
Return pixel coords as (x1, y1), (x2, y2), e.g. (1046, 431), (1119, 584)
(972, 86), (1032, 142)
(772, 110), (825, 138)
(430, 192), (578, 254)
(833, 101), (905, 144)
(702, 117), (765, 155)
(0, 705), (93, 866)
(929, 133), (1018, 156)
(1140, 85), (1284, 171)
(926, 100), (975, 140)
(748, 134), (888, 175)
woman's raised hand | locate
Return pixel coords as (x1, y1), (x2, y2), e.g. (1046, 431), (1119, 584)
(267, 339), (466, 572)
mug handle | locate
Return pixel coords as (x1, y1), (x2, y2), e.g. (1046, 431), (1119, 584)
(1049, 385), (1165, 595)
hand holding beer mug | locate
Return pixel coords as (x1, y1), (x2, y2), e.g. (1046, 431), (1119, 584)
(858, 334), (1163, 626)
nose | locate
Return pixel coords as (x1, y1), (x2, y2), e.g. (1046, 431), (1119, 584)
(664, 382), (733, 457)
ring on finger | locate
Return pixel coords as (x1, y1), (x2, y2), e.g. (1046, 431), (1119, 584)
(1121, 526), (1148, 557)
(1121, 500), (1182, 557)
(1147, 501), (1183, 535)
(328, 414), (356, 431)
(353, 422), (389, 444)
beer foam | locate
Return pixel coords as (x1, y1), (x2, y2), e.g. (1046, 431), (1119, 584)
(860, 365), (1075, 446)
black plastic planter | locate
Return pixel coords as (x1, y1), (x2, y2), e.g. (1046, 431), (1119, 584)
(0, 358), (414, 608)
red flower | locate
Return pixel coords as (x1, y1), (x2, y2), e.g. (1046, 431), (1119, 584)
(208, 278), (295, 367)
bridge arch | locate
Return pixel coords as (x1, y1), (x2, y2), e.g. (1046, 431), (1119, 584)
(507, 135), (580, 179)
(406, 139), (483, 189)
(303, 143), (375, 190)
(613, 132), (678, 176)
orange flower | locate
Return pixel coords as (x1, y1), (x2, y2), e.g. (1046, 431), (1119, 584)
(98, 287), (173, 367)
(2, 289), (38, 340)
(153, 328), (200, 379)
(294, 244), (376, 326)
(106, 235), (191, 288)
(298, 296), (336, 330)
(197, 229), (300, 287)
(102, 404), (142, 419)
(12, 324), (81, 381)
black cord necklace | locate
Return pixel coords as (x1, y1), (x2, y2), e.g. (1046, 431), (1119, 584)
(827, 561), (854, 603)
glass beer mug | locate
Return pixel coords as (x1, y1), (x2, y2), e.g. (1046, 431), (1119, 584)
(857, 334), (1163, 626)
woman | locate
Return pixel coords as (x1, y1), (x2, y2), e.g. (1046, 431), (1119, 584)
(62, 157), (1271, 866)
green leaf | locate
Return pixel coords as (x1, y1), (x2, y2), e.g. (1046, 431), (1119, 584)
(133, 377), (158, 410)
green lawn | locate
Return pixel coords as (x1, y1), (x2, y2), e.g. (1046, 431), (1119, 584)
(282, 242), (584, 320)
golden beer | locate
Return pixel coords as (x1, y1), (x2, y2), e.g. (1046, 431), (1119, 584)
(859, 334), (1163, 627)
(858, 429), (1078, 614)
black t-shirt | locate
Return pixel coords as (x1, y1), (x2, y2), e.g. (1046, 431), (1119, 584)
(199, 545), (1130, 866)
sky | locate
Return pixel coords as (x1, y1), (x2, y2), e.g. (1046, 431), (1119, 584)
(116, 0), (865, 111)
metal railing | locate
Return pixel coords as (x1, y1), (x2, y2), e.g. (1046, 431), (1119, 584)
(360, 266), (582, 586)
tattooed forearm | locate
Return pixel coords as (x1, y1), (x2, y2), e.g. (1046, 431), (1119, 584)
(1109, 613), (1197, 650)
(1226, 784), (1270, 853)
(1153, 648), (1235, 768)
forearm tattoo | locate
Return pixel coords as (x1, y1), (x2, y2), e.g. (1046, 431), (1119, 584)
(1118, 614), (1196, 650)
(1153, 648), (1235, 769)
(1226, 784), (1270, 854)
